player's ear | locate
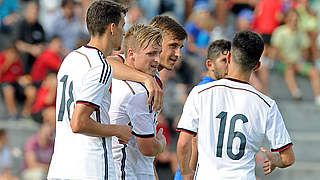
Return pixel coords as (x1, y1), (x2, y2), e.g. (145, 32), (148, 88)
(253, 61), (261, 71)
(110, 23), (116, 35)
(227, 52), (231, 64)
(206, 59), (214, 71)
(127, 49), (134, 61)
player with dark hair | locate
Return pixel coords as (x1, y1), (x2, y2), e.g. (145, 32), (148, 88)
(47, 1), (163, 180)
(174, 39), (230, 180)
(177, 31), (295, 179)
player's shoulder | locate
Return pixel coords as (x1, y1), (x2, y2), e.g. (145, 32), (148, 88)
(72, 46), (110, 68)
(124, 81), (149, 96)
(112, 79), (147, 96)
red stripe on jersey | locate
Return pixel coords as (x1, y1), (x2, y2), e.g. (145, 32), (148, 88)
(76, 101), (100, 110)
(176, 128), (197, 137)
(155, 76), (163, 89)
(271, 143), (293, 152)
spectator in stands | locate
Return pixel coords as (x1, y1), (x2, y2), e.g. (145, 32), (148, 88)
(38, 0), (62, 34)
(0, 129), (19, 180)
(15, 1), (46, 75)
(272, 9), (320, 105)
(48, 0), (82, 54)
(184, 4), (215, 84)
(31, 73), (57, 127)
(124, 4), (147, 32)
(296, 0), (319, 62)
(21, 123), (54, 180)
(252, 0), (283, 95)
(0, 44), (36, 119)
(31, 36), (62, 88)
(0, 0), (19, 33)
(0, 0), (20, 51)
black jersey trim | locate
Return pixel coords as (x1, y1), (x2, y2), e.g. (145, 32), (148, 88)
(116, 54), (126, 63)
(132, 131), (155, 138)
(225, 77), (250, 84)
(97, 51), (110, 85)
(198, 84), (271, 107)
(76, 100), (100, 110)
(96, 110), (108, 180)
(194, 163), (199, 180)
(176, 128), (197, 137)
(271, 143), (293, 152)
(121, 144), (127, 180)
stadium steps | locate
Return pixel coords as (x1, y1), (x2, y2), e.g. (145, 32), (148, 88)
(255, 69), (320, 180)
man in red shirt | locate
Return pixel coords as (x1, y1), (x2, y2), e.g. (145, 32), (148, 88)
(252, 0), (283, 95)
(31, 73), (57, 127)
(0, 44), (36, 119)
(31, 36), (63, 88)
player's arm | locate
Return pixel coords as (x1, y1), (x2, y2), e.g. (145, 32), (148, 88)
(176, 88), (199, 179)
(136, 128), (166, 156)
(177, 131), (194, 180)
(189, 136), (198, 171)
(264, 102), (295, 175)
(261, 147), (295, 175)
(70, 104), (131, 143)
(106, 56), (163, 111)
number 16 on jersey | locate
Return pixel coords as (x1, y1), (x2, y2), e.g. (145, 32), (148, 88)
(216, 111), (248, 160)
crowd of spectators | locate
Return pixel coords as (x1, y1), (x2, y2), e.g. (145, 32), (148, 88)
(1, 0), (320, 179)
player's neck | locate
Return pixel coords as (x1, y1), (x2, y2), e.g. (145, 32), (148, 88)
(87, 37), (112, 57)
(206, 71), (216, 80)
(225, 70), (251, 83)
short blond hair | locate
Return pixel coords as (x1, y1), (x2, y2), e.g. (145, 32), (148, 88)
(124, 24), (163, 58)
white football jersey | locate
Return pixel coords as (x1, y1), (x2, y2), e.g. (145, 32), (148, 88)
(177, 78), (293, 180)
(110, 79), (158, 180)
(48, 45), (115, 180)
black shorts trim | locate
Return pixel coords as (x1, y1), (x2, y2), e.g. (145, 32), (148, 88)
(271, 143), (293, 152)
(176, 128), (197, 137)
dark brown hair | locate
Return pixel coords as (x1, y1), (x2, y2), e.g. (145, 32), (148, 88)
(149, 15), (187, 41)
(86, 0), (128, 36)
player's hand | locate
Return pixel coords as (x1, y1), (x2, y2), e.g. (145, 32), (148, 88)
(156, 128), (167, 153)
(261, 147), (278, 175)
(116, 125), (132, 144)
(181, 170), (195, 180)
(143, 77), (163, 111)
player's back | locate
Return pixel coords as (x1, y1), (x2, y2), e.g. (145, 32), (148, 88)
(191, 78), (285, 179)
(48, 46), (115, 180)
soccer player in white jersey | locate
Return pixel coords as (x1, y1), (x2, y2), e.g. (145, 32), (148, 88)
(177, 31), (295, 180)
(108, 15), (187, 177)
(110, 24), (167, 180)
(47, 1), (164, 180)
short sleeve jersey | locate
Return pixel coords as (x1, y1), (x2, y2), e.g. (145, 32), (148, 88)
(110, 79), (157, 179)
(47, 45), (114, 180)
(177, 78), (292, 180)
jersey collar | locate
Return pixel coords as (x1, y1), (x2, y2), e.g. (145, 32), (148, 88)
(84, 45), (103, 53)
(225, 78), (250, 84)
